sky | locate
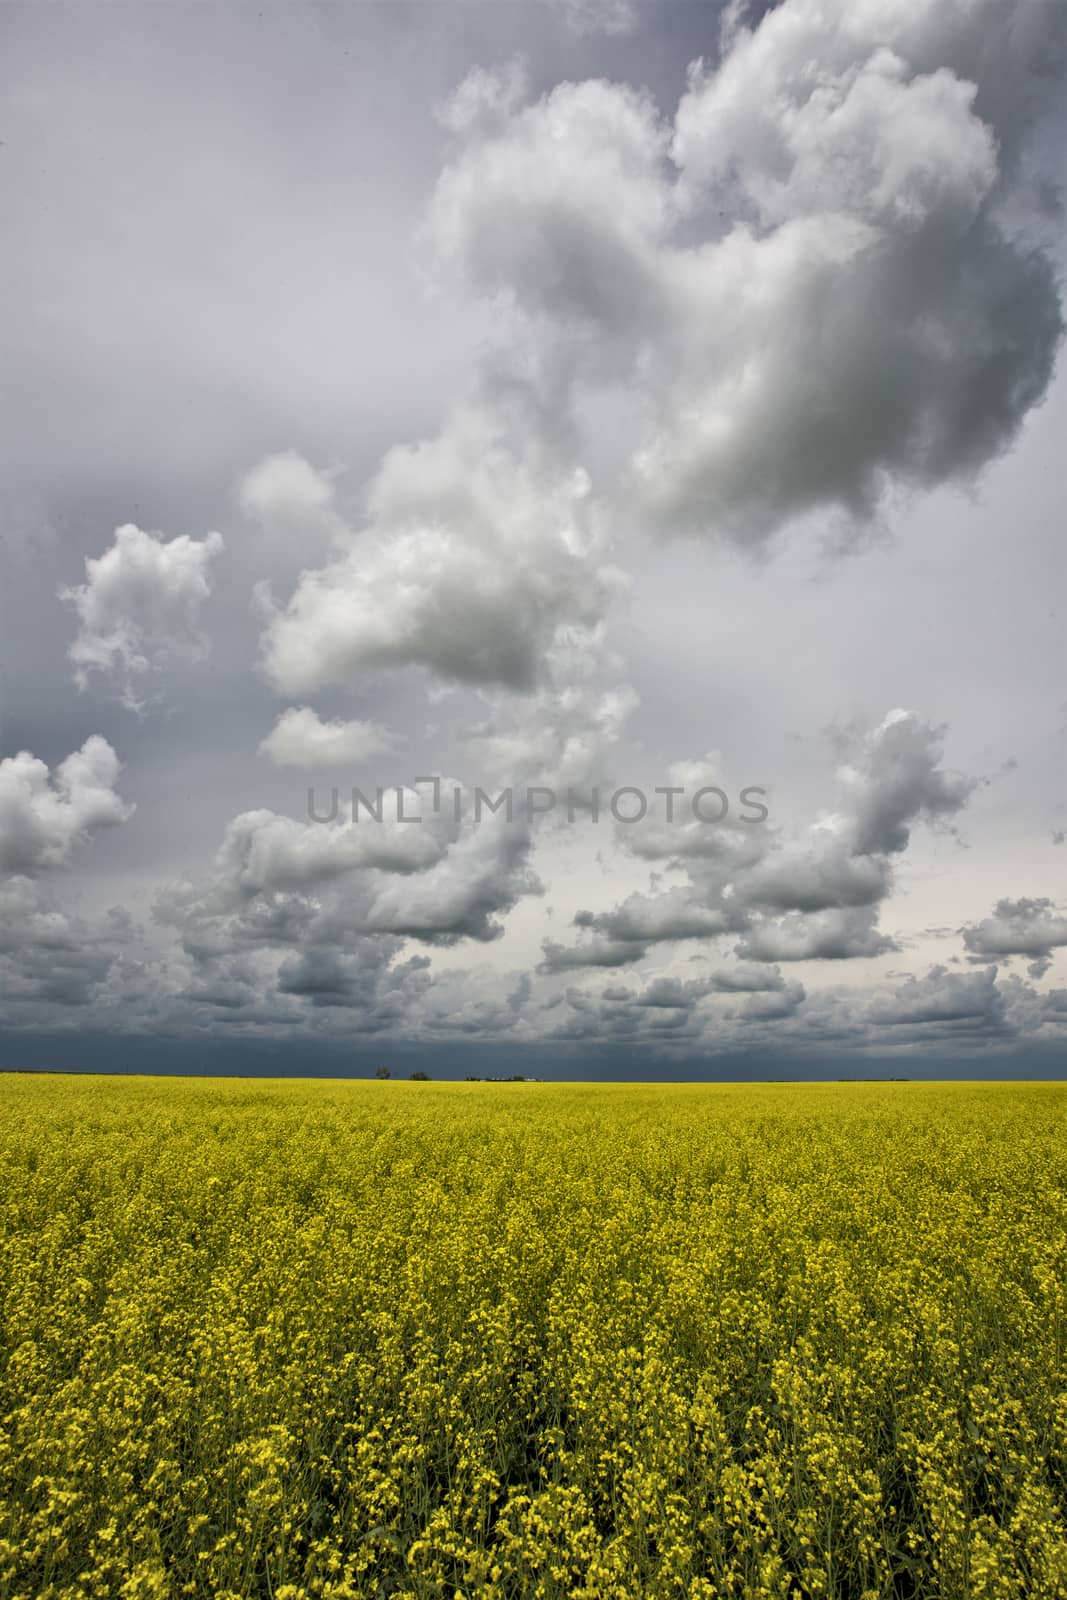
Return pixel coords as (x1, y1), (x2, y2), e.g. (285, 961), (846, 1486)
(1, 0), (1066, 1080)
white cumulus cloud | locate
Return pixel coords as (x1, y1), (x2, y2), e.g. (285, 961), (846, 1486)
(257, 410), (622, 694)
(62, 523), (224, 709)
(430, 0), (1063, 547)
(258, 707), (398, 769)
(0, 737), (133, 877)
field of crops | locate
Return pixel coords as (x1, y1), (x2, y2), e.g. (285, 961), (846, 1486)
(1, 1075), (1066, 1600)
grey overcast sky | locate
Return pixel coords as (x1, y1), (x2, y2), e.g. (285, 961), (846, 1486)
(2, 0), (1065, 1078)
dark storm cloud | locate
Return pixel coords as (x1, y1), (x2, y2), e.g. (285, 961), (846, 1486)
(962, 897), (1067, 978)
(866, 963), (1006, 1033)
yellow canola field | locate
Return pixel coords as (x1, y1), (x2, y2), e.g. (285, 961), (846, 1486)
(1, 1075), (1066, 1600)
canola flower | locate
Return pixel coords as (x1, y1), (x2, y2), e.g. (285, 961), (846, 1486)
(0, 1075), (1065, 1599)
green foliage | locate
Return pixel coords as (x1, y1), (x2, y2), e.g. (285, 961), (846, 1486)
(1, 1076), (1066, 1599)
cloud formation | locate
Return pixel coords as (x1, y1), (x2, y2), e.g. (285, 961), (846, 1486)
(963, 897), (1067, 978)
(553, 0), (637, 39)
(152, 778), (542, 1031)
(431, 0), (1063, 546)
(867, 963), (1005, 1034)
(258, 707), (397, 769)
(3, 0), (1063, 1068)
(0, 881), (133, 1014)
(257, 412), (622, 695)
(544, 710), (975, 970)
(0, 738), (133, 876)
(0, 740), (137, 1024)
(62, 523), (223, 709)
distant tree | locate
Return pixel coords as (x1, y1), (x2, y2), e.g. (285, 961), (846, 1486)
(374, 1066), (391, 1079)
(409, 1070), (430, 1081)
